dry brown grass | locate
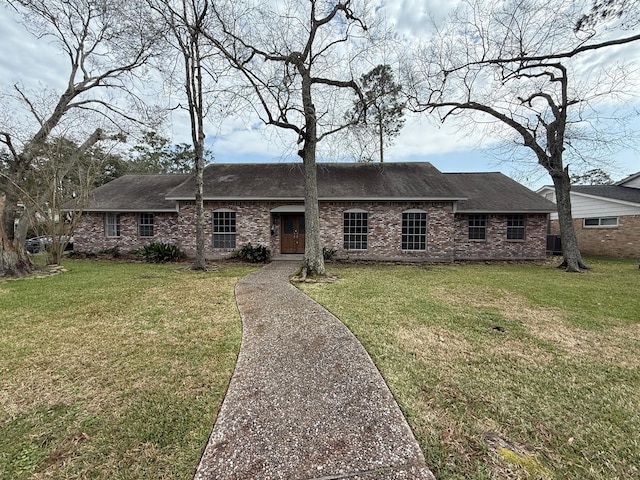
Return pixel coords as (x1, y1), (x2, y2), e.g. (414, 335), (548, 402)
(301, 259), (640, 480)
(1, 260), (255, 479)
(429, 284), (640, 368)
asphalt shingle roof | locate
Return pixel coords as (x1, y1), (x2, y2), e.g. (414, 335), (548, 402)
(165, 162), (467, 200)
(78, 163), (557, 213)
(82, 174), (190, 211)
(572, 185), (640, 205)
(444, 172), (557, 213)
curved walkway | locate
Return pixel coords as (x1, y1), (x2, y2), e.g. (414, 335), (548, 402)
(194, 261), (435, 480)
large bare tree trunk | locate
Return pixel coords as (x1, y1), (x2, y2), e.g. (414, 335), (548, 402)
(0, 192), (34, 277)
(299, 76), (325, 278)
(301, 147), (325, 278)
(193, 137), (207, 270)
(551, 168), (589, 272)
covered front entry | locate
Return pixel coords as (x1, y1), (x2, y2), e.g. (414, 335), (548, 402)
(281, 213), (305, 254)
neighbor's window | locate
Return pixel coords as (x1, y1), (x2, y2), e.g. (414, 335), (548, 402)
(468, 214), (487, 240)
(584, 217), (618, 228)
(344, 210), (368, 250)
(105, 212), (120, 237)
(402, 211), (427, 250)
(506, 214), (526, 240)
(138, 213), (154, 237)
(212, 210), (236, 248)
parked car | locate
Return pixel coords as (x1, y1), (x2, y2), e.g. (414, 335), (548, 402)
(25, 236), (74, 254)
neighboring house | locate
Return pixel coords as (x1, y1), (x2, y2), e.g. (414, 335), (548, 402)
(72, 162), (556, 262)
(537, 172), (640, 258)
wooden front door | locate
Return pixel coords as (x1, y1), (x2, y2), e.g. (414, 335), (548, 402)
(281, 214), (305, 254)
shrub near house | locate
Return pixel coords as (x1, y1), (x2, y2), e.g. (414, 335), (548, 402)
(71, 162), (556, 262)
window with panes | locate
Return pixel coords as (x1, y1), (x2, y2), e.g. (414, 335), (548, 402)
(343, 211), (368, 250)
(212, 211), (236, 248)
(105, 212), (121, 237)
(584, 217), (618, 227)
(138, 213), (154, 237)
(506, 214), (525, 240)
(468, 214), (487, 240)
(401, 211), (427, 250)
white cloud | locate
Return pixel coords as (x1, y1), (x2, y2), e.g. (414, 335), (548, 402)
(1, 0), (638, 181)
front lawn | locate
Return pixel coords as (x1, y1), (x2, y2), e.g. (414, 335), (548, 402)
(1, 260), (254, 479)
(300, 258), (640, 480)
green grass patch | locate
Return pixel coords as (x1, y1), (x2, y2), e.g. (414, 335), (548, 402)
(1, 260), (255, 479)
(300, 258), (640, 480)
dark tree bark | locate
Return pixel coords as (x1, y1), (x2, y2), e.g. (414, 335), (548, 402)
(208, 0), (369, 277)
(406, 0), (639, 271)
(1, 0), (160, 276)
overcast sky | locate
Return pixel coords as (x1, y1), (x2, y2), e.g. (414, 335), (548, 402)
(1, 0), (638, 189)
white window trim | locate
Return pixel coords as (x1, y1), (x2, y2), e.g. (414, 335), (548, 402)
(583, 217), (619, 228)
(343, 210), (368, 251)
(468, 214), (487, 242)
(212, 210), (237, 249)
(105, 212), (120, 238)
(138, 213), (154, 237)
(506, 214), (526, 241)
(401, 210), (428, 251)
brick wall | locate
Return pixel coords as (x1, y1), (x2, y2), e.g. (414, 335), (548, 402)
(177, 201), (273, 256)
(453, 213), (548, 260)
(549, 215), (640, 258)
(74, 212), (182, 252)
(317, 201), (455, 261)
(75, 202), (548, 261)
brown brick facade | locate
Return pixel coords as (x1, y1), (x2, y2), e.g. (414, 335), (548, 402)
(75, 202), (548, 261)
(74, 212), (184, 252)
(454, 213), (548, 260)
(549, 215), (640, 258)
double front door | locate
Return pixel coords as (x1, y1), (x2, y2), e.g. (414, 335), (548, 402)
(281, 214), (305, 254)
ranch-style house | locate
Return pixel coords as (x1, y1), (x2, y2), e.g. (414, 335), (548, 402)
(73, 162), (557, 262)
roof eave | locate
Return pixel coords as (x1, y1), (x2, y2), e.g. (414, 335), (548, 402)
(71, 208), (178, 213)
(166, 196), (468, 202)
(571, 190), (640, 207)
(456, 209), (556, 214)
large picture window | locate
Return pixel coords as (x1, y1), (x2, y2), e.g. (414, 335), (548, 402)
(343, 210), (368, 250)
(212, 210), (236, 249)
(468, 214), (487, 240)
(506, 214), (526, 240)
(402, 211), (427, 250)
(105, 212), (120, 237)
(138, 213), (154, 237)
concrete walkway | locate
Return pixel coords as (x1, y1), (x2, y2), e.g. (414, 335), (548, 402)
(194, 261), (435, 480)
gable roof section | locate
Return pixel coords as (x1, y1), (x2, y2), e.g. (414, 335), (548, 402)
(572, 185), (640, 206)
(615, 171), (640, 187)
(82, 174), (190, 212)
(165, 162), (467, 201)
(445, 172), (557, 213)
(78, 163), (556, 213)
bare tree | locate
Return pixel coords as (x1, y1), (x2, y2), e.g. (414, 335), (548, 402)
(147, 0), (220, 270)
(405, 0), (640, 272)
(347, 64), (405, 163)
(0, 0), (161, 276)
(16, 135), (123, 264)
(207, 0), (372, 278)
